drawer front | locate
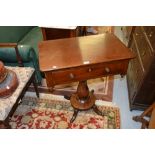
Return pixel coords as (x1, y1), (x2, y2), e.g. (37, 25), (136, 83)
(49, 60), (129, 86)
(142, 26), (155, 52)
(130, 41), (144, 81)
(134, 26), (142, 35)
(133, 27), (153, 71)
(127, 62), (137, 99)
(127, 40), (145, 101)
(127, 61), (144, 102)
(130, 59), (144, 88)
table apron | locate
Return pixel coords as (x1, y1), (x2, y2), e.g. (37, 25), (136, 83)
(44, 60), (129, 88)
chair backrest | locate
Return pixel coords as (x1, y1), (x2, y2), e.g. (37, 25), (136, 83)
(0, 26), (34, 43)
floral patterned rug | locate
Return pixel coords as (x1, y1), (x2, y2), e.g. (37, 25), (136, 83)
(10, 94), (120, 129)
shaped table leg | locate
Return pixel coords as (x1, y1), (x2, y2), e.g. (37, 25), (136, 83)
(70, 109), (79, 123)
(93, 104), (104, 116)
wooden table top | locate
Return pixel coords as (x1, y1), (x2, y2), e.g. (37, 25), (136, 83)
(39, 33), (135, 71)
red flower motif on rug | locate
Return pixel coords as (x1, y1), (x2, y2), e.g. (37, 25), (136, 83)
(10, 95), (120, 129)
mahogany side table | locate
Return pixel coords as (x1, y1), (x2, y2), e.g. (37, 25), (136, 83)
(39, 34), (135, 123)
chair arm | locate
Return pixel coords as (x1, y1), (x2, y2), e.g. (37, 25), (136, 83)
(0, 43), (23, 66)
(0, 45), (37, 63)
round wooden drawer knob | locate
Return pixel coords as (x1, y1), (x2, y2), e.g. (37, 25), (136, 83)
(69, 73), (75, 79)
(88, 68), (92, 72)
(105, 67), (110, 73)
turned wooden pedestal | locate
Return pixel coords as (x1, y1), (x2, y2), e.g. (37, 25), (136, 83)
(68, 81), (103, 122)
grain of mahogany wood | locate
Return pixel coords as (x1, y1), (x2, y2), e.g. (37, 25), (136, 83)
(39, 33), (135, 72)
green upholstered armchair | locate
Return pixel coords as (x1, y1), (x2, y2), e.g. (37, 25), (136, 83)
(0, 26), (43, 84)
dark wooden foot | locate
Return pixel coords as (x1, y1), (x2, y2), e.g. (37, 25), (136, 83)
(93, 105), (104, 116)
(64, 95), (71, 100)
(70, 109), (79, 123)
(121, 74), (125, 78)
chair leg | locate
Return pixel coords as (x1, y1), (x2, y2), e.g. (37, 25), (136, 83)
(133, 102), (155, 128)
(70, 109), (79, 123)
(148, 108), (155, 128)
(139, 103), (155, 118)
(32, 74), (39, 98)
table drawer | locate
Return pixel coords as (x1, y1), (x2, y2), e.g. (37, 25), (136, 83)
(49, 60), (129, 86)
(133, 27), (153, 71)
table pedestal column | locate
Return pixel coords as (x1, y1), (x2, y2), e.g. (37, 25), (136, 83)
(70, 80), (104, 123)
